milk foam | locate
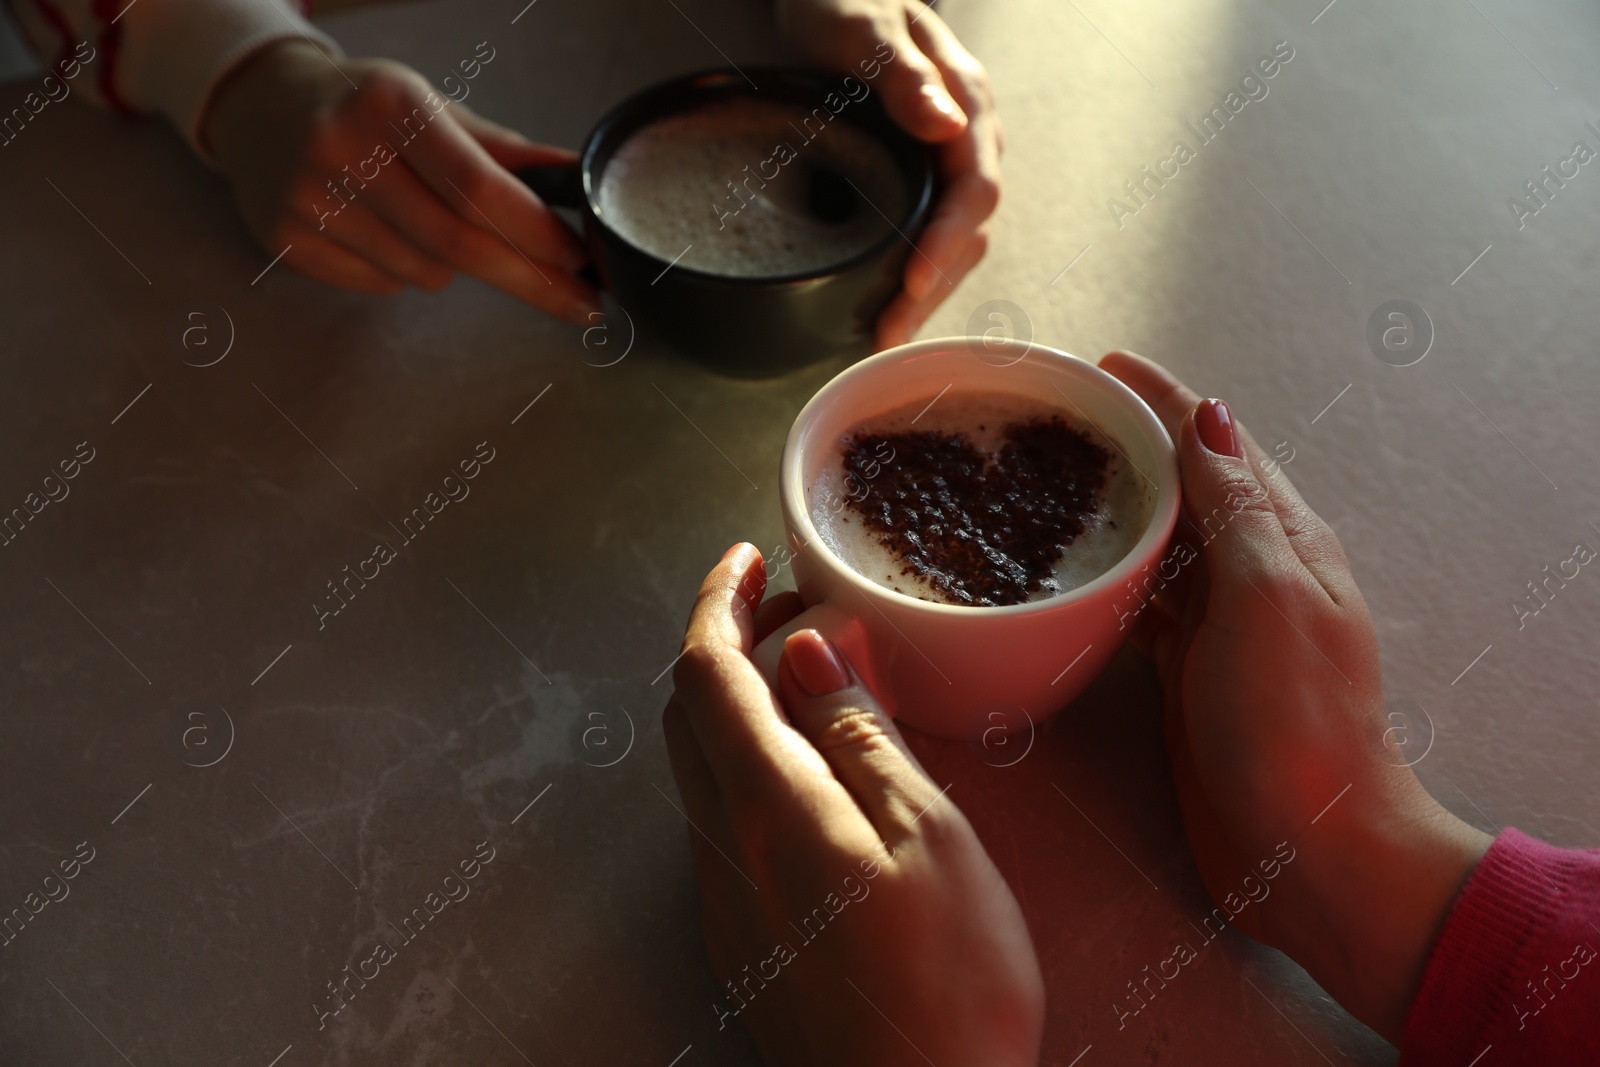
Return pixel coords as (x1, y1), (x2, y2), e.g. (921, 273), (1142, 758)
(809, 391), (1154, 606)
(596, 98), (908, 278)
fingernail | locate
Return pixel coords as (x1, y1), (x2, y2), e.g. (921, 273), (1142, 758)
(720, 542), (753, 564)
(922, 83), (963, 123)
(784, 629), (849, 696)
(1195, 398), (1241, 458)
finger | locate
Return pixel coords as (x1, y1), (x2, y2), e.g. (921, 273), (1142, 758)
(1232, 421), (1357, 603)
(398, 102), (588, 273)
(367, 161), (599, 322)
(1100, 350), (1354, 598)
(775, 629), (944, 841)
(901, 162), (998, 302)
(1125, 513), (1208, 639)
(1105, 351), (1273, 548)
(663, 693), (720, 820)
(673, 545), (818, 796)
(275, 220), (406, 294)
(873, 17), (967, 142)
(312, 203), (454, 291)
(753, 590), (804, 645)
(1100, 349), (1280, 514)
(1098, 349), (1202, 434)
(900, 12), (1001, 301)
(874, 229), (987, 349)
(452, 105), (583, 172)
(1124, 590), (1176, 662)
(1123, 555), (1186, 655)
(1176, 402), (1311, 609)
(686, 543), (765, 654)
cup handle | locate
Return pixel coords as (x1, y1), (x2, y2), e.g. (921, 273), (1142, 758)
(515, 160), (584, 209)
(750, 602), (887, 715)
(514, 161), (606, 292)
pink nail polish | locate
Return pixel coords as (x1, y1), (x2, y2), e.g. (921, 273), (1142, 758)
(1195, 399), (1241, 458)
(784, 630), (849, 696)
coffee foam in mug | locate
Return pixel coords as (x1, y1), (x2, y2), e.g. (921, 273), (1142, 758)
(596, 97), (908, 278)
(809, 390), (1155, 607)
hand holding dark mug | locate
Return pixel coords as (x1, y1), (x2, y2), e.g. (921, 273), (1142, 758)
(777, 0), (1004, 348)
(516, 68), (936, 376)
(202, 40), (597, 319)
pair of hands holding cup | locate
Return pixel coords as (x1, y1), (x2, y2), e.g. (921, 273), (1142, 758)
(663, 351), (1491, 1063)
(202, 0), (999, 348)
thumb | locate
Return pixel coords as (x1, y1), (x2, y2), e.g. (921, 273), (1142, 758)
(777, 629), (944, 835)
(874, 35), (967, 142)
(1179, 399), (1299, 597)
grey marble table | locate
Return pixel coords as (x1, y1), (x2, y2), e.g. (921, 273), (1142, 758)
(1, 0), (1597, 1064)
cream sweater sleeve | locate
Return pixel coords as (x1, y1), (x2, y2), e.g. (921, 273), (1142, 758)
(9, 0), (341, 158)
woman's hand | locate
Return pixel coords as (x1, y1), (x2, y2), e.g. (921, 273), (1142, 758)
(201, 41), (597, 322)
(1099, 351), (1491, 1042)
(663, 544), (1043, 1066)
(776, 0), (1002, 349)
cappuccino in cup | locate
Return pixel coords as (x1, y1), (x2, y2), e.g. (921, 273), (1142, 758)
(596, 97), (909, 278)
(753, 338), (1181, 738)
(808, 391), (1154, 607)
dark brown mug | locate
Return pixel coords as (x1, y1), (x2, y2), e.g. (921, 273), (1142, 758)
(517, 67), (937, 378)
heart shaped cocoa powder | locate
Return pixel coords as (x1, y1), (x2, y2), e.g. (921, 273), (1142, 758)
(841, 416), (1113, 607)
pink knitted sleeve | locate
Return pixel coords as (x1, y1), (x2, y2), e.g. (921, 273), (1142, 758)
(1400, 828), (1600, 1065)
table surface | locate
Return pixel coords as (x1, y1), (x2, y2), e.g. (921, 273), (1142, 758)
(2, 0), (1597, 1064)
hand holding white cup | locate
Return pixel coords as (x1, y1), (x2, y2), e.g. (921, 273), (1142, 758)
(749, 336), (1181, 740)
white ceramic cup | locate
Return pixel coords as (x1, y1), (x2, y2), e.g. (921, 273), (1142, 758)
(750, 336), (1180, 741)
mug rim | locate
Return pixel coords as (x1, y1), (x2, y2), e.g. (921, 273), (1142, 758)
(780, 337), (1182, 618)
(576, 66), (938, 287)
